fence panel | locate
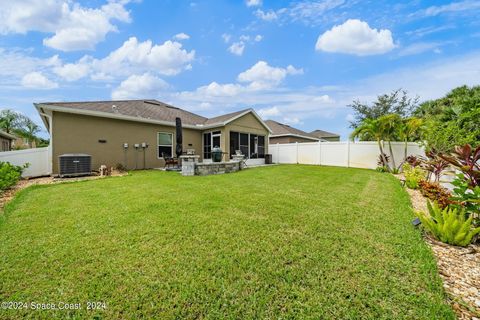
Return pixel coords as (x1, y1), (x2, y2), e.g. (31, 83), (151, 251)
(269, 141), (425, 169)
(297, 142), (319, 165)
(0, 147), (51, 177)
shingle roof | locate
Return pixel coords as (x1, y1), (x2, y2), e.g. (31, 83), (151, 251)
(40, 99), (208, 126)
(203, 109), (250, 126)
(0, 129), (16, 140)
(309, 129), (340, 138)
(265, 120), (319, 140)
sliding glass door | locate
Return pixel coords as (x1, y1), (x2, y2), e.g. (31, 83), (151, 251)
(203, 131), (221, 159)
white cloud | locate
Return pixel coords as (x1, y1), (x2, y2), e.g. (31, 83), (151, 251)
(397, 42), (442, 57)
(222, 33), (231, 43)
(76, 37), (195, 79)
(173, 32), (190, 40)
(177, 60), (304, 102)
(286, 0), (345, 25)
(195, 82), (244, 97)
(0, 49), (59, 79)
(53, 58), (90, 81)
(315, 19), (395, 56)
(111, 73), (168, 100)
(238, 61), (303, 90)
(0, 0), (132, 51)
(258, 106), (281, 118)
(254, 0), (345, 26)
(21, 72), (58, 89)
(228, 42), (245, 56)
(246, 0), (262, 7)
(227, 34), (263, 56)
(283, 117), (302, 125)
(255, 9), (278, 21)
(423, 0), (480, 16)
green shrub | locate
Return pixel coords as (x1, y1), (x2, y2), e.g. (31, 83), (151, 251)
(0, 162), (25, 191)
(416, 201), (480, 246)
(403, 163), (425, 189)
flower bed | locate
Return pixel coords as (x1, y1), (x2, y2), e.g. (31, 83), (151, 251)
(398, 175), (480, 319)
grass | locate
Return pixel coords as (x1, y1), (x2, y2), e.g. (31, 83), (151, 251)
(0, 165), (454, 319)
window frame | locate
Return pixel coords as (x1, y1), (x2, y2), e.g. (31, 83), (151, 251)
(229, 131), (266, 159)
(203, 130), (222, 159)
(157, 132), (174, 159)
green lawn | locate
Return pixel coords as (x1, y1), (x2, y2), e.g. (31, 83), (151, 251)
(0, 165), (454, 319)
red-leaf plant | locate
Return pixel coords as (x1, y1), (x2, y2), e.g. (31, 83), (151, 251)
(440, 144), (480, 188)
(422, 150), (450, 183)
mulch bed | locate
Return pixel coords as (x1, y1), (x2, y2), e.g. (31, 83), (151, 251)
(396, 175), (480, 320)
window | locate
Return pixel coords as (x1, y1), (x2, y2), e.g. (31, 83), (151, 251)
(158, 132), (173, 158)
(229, 131), (265, 159)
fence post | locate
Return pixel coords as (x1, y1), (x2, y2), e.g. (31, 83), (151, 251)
(318, 140), (321, 166)
(347, 140), (350, 167)
(296, 142), (299, 164)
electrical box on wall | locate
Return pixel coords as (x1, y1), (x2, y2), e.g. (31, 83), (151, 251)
(141, 142), (148, 148)
(134, 143), (140, 149)
(123, 143), (128, 148)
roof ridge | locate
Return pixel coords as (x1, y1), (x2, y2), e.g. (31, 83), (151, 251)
(42, 99), (150, 105)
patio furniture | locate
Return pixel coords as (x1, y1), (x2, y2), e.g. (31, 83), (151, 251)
(163, 153), (178, 168)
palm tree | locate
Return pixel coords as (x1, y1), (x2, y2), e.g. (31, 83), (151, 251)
(0, 109), (22, 133)
(377, 114), (402, 170)
(17, 117), (40, 148)
(397, 117), (423, 164)
(350, 118), (390, 171)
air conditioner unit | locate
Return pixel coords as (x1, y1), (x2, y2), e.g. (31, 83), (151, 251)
(59, 154), (92, 177)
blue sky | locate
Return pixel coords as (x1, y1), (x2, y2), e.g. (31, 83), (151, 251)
(0, 0), (479, 139)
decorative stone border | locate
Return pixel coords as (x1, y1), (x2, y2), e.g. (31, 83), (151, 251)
(395, 174), (480, 319)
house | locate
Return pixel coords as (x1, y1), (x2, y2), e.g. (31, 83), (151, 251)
(309, 129), (340, 142)
(13, 136), (36, 149)
(0, 130), (15, 151)
(265, 120), (322, 144)
(34, 100), (271, 174)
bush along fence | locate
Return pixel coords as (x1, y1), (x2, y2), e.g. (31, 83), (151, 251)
(0, 146), (51, 178)
(269, 141), (425, 170)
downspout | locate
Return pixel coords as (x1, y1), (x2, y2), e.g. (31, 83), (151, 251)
(39, 112), (53, 175)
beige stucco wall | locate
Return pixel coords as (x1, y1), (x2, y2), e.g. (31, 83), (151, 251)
(269, 136), (316, 144)
(224, 112), (269, 157)
(51, 111), (202, 173)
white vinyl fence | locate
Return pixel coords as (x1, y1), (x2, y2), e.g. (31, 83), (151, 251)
(0, 147), (51, 177)
(270, 141), (425, 169)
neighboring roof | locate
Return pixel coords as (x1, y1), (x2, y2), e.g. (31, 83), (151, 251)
(0, 129), (16, 140)
(265, 120), (320, 141)
(309, 129), (340, 139)
(35, 99), (272, 133)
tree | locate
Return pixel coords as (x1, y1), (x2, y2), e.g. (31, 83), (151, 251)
(377, 114), (402, 170)
(414, 85), (480, 152)
(0, 109), (23, 133)
(350, 118), (390, 171)
(348, 89), (419, 130)
(397, 117), (424, 162)
(16, 117), (40, 148)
